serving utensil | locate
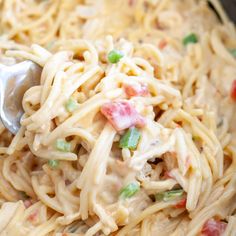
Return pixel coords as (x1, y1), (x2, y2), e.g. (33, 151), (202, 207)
(0, 61), (41, 134)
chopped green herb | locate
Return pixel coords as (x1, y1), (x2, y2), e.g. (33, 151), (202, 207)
(19, 191), (30, 200)
(48, 160), (59, 169)
(155, 189), (184, 202)
(119, 182), (140, 199)
(155, 192), (165, 201)
(56, 139), (71, 152)
(229, 49), (236, 58)
(65, 98), (78, 113)
(108, 50), (124, 63)
(183, 33), (198, 46)
(119, 127), (141, 150)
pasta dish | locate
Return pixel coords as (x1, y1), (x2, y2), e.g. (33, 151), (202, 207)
(0, 0), (236, 235)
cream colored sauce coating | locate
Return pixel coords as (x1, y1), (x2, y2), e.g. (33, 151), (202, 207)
(0, 0), (236, 235)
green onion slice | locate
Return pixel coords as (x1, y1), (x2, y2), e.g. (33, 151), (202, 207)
(155, 189), (184, 202)
(119, 182), (140, 199)
(48, 160), (59, 169)
(65, 98), (78, 113)
(119, 127), (141, 150)
(108, 50), (124, 64)
(183, 33), (198, 46)
(56, 139), (71, 152)
(229, 49), (236, 58)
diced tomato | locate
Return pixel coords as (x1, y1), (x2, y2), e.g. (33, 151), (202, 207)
(23, 199), (33, 208)
(175, 198), (186, 209)
(123, 83), (149, 97)
(202, 219), (227, 236)
(101, 101), (146, 131)
(158, 39), (168, 50)
(230, 79), (236, 101)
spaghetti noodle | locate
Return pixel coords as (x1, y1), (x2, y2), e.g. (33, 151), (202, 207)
(0, 0), (236, 235)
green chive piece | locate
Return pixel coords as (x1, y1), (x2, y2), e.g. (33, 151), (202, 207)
(56, 139), (71, 152)
(119, 182), (140, 199)
(19, 191), (30, 200)
(65, 98), (78, 113)
(155, 192), (165, 201)
(229, 49), (236, 58)
(119, 127), (141, 150)
(183, 33), (198, 46)
(48, 160), (59, 169)
(108, 50), (124, 64)
(155, 189), (184, 202)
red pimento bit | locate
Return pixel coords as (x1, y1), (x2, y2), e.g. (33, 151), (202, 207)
(101, 101), (146, 131)
(201, 219), (227, 236)
(175, 198), (187, 209)
(123, 83), (149, 98)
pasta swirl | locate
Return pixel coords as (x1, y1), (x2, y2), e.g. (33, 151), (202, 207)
(0, 0), (236, 235)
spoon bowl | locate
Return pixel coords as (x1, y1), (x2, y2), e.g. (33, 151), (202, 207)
(0, 61), (42, 134)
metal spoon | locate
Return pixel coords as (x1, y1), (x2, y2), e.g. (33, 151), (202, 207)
(0, 61), (42, 134)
